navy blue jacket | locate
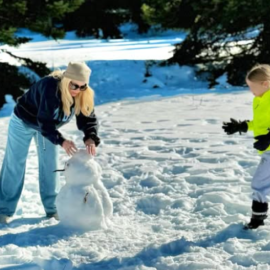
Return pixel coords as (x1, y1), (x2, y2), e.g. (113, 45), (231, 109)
(14, 76), (100, 146)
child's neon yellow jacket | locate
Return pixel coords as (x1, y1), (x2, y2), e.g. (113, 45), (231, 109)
(248, 89), (270, 153)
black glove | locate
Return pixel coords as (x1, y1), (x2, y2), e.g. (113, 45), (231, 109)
(222, 118), (248, 135)
(254, 131), (270, 151)
(83, 133), (101, 147)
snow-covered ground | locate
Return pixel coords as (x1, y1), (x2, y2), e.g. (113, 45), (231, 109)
(0, 28), (268, 270)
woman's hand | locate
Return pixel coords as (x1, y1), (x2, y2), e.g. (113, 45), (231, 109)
(84, 138), (96, 156)
(62, 140), (78, 156)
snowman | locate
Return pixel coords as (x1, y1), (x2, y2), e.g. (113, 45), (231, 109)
(55, 149), (113, 230)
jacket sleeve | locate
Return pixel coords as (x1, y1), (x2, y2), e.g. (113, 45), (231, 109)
(37, 82), (66, 146)
(76, 109), (100, 146)
(247, 120), (254, 131)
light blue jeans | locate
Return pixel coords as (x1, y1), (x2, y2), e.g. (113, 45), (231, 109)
(252, 151), (270, 203)
(0, 113), (60, 216)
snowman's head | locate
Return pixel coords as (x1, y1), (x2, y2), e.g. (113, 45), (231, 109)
(63, 149), (102, 185)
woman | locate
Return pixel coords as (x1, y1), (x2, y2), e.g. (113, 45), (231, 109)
(0, 62), (100, 224)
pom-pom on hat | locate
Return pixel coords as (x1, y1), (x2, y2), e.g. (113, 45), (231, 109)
(63, 62), (91, 84)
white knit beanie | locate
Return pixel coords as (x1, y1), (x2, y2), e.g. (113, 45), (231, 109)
(63, 62), (91, 83)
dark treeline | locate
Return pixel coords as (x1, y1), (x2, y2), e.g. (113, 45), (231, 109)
(143, 0), (270, 87)
(0, 0), (149, 108)
(0, 0), (269, 108)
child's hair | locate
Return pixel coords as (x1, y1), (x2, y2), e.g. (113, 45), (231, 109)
(246, 64), (270, 82)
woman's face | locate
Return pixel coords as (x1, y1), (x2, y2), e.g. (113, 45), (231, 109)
(69, 80), (87, 97)
(246, 79), (270, 97)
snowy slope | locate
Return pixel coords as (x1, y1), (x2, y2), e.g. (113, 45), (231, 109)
(0, 29), (268, 270)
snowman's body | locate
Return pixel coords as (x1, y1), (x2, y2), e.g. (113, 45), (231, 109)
(56, 150), (113, 230)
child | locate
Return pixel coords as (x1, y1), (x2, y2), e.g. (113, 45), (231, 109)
(222, 64), (270, 229)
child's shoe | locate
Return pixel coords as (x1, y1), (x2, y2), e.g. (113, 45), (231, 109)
(244, 215), (267, 230)
(244, 200), (268, 230)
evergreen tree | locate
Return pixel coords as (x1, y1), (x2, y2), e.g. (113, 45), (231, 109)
(121, 0), (150, 34)
(0, 0), (84, 109)
(143, 0), (270, 87)
(63, 0), (125, 38)
(63, 0), (149, 39)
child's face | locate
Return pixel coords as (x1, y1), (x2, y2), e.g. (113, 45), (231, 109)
(246, 79), (270, 97)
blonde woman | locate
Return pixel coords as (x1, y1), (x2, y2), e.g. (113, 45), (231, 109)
(0, 62), (100, 224)
(223, 64), (270, 229)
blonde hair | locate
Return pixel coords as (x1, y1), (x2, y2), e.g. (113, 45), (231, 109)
(246, 64), (270, 82)
(49, 70), (94, 117)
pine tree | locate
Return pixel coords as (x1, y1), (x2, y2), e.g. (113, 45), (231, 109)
(63, 0), (149, 39)
(142, 0), (270, 87)
(63, 0), (125, 39)
(0, 0), (84, 109)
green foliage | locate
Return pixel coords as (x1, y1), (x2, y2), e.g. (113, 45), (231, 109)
(143, 0), (270, 86)
(63, 0), (150, 38)
(3, 50), (51, 77)
(142, 0), (197, 29)
(0, 0), (85, 109)
(0, 63), (31, 109)
(125, 0), (150, 33)
(63, 0), (124, 38)
(0, 0), (151, 108)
